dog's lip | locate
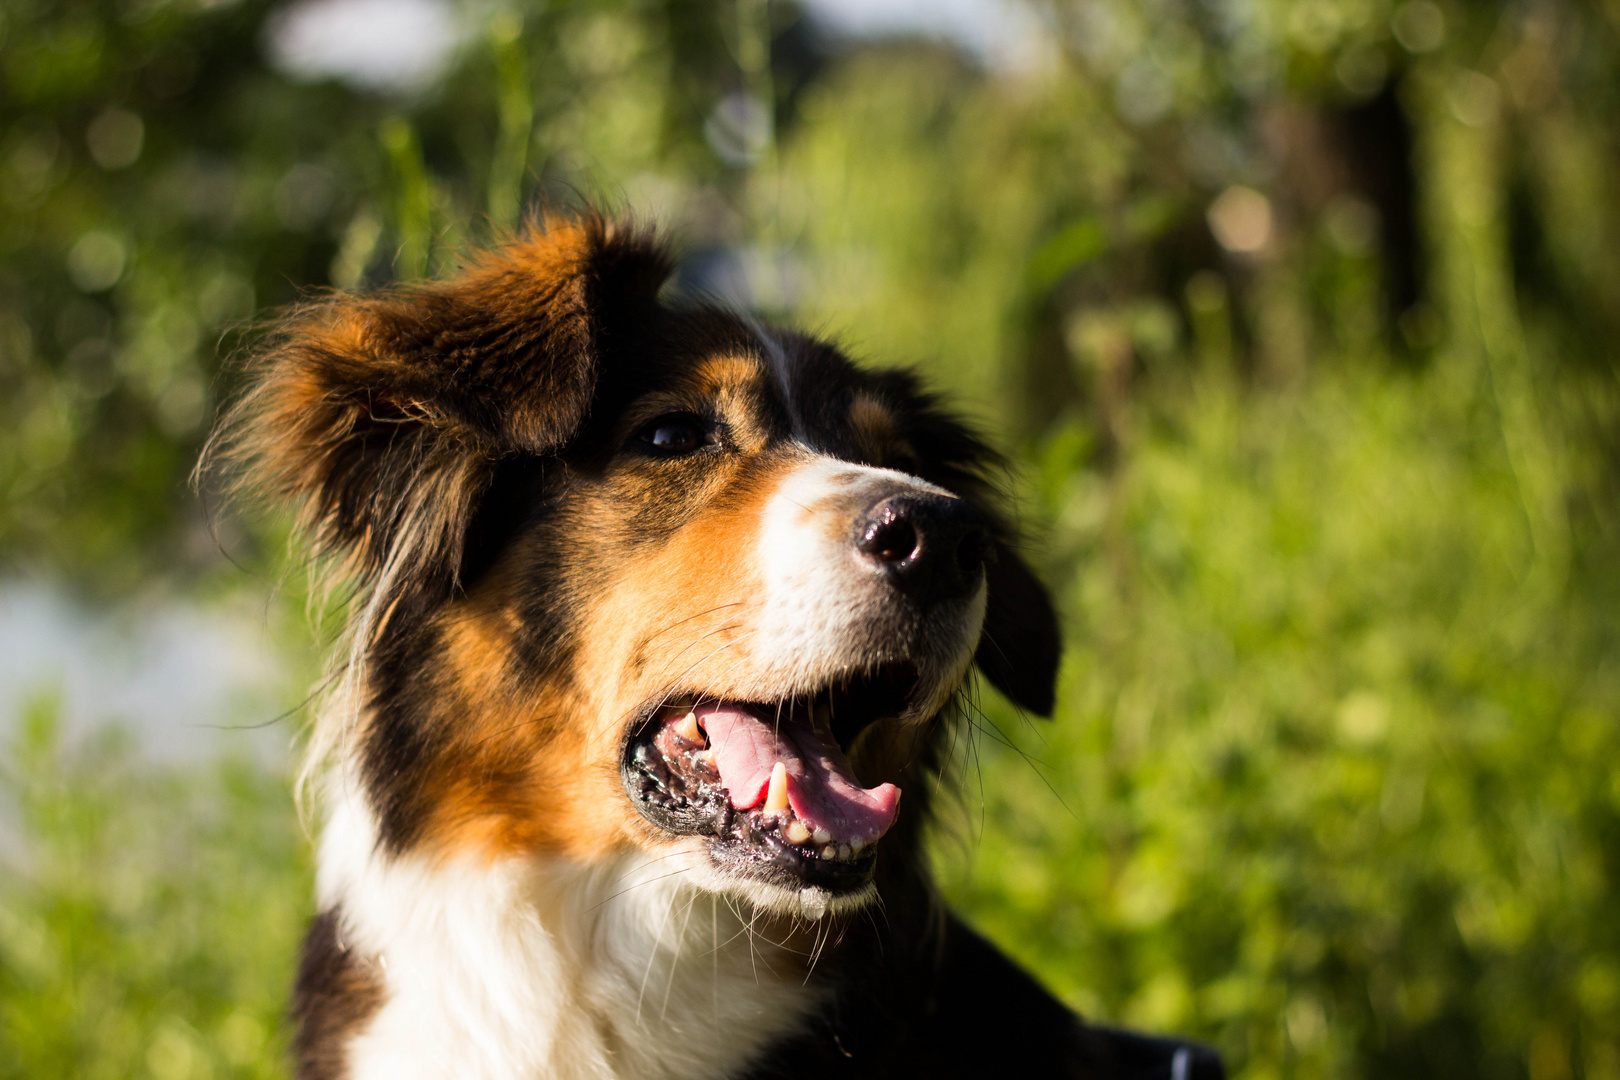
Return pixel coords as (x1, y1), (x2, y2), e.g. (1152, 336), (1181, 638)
(623, 661), (923, 754)
(691, 699), (900, 846)
(619, 663), (921, 885)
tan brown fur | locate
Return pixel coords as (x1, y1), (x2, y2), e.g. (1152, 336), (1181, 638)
(205, 215), (669, 596)
(206, 212), (1091, 1080)
(848, 392), (899, 465)
(398, 385), (831, 862)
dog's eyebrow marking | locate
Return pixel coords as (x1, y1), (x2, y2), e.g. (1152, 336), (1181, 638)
(848, 393), (895, 461)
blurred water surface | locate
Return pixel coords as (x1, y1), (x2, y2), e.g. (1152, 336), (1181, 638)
(0, 581), (290, 764)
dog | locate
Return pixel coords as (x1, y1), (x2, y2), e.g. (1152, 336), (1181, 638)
(209, 214), (1224, 1080)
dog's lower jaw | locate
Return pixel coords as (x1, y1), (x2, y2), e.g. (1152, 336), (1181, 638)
(683, 860), (879, 922)
(313, 787), (822, 1080)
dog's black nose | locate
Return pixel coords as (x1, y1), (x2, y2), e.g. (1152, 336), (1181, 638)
(856, 493), (988, 605)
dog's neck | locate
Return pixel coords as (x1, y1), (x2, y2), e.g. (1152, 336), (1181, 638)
(315, 786), (823, 1080)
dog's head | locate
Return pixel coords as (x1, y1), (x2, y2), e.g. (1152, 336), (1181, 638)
(215, 216), (1059, 915)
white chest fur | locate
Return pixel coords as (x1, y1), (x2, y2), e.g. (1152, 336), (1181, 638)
(317, 794), (820, 1080)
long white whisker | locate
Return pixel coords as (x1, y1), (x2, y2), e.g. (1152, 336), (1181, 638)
(645, 630), (760, 719)
(635, 883), (679, 1024)
(660, 889), (700, 1022)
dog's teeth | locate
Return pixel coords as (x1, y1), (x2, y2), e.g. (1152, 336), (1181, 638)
(849, 837), (865, 854)
(674, 711), (703, 744)
(837, 844), (852, 861)
(764, 762), (790, 813)
(811, 827), (831, 846)
(821, 845), (838, 859)
(785, 820), (811, 845)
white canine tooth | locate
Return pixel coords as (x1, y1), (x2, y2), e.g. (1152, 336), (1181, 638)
(785, 820), (811, 845)
(674, 711), (703, 744)
(764, 762), (790, 813)
(849, 837), (865, 854)
(821, 845), (838, 859)
(811, 827), (832, 846)
(837, 844), (852, 861)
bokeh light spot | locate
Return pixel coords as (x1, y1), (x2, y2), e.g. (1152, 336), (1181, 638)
(1392, 1), (1445, 53)
(86, 109), (143, 170)
(1207, 186), (1273, 254)
(67, 231), (127, 292)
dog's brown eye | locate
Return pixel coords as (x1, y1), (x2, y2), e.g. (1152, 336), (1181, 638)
(638, 414), (708, 456)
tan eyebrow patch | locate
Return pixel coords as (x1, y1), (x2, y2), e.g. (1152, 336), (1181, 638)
(848, 393), (896, 463)
(692, 353), (761, 389)
(625, 353), (773, 451)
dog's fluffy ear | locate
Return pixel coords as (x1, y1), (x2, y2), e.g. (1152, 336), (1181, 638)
(874, 373), (1063, 717)
(974, 543), (1061, 717)
(209, 214), (671, 590)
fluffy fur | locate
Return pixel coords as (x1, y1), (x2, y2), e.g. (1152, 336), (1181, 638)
(207, 214), (1222, 1080)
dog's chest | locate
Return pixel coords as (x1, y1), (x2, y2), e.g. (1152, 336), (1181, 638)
(321, 812), (819, 1080)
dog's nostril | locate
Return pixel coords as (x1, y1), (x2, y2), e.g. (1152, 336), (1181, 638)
(856, 493), (987, 606)
(859, 518), (919, 565)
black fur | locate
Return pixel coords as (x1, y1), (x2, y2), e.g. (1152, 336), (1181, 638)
(213, 216), (1212, 1079)
(739, 915), (1223, 1079)
(975, 545), (1062, 716)
(290, 910), (384, 1080)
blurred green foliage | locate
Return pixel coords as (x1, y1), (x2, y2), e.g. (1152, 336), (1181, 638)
(0, 696), (307, 1080)
(944, 354), (1620, 1079)
(3, 0), (1619, 1077)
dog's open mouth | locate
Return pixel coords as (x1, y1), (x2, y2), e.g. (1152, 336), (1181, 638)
(621, 663), (919, 894)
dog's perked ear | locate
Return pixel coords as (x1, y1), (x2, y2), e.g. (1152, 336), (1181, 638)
(208, 215), (671, 593)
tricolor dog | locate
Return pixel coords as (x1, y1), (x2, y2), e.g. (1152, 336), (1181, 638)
(208, 215), (1223, 1079)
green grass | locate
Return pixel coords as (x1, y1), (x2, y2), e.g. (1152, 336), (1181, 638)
(937, 356), (1620, 1079)
(6, 354), (1616, 1080)
(0, 697), (308, 1080)
(5, 7), (1619, 1075)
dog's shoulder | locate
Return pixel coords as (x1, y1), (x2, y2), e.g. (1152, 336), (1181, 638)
(738, 915), (1225, 1080)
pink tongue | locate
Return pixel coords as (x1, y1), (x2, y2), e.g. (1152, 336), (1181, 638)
(695, 702), (900, 844)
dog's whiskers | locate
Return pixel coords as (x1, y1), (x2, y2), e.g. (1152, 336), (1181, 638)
(660, 890), (701, 1023)
(642, 602), (749, 645)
